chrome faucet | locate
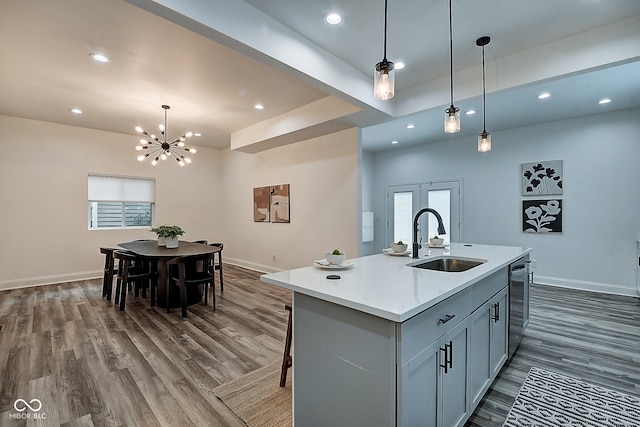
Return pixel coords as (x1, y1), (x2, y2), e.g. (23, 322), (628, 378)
(412, 208), (446, 259)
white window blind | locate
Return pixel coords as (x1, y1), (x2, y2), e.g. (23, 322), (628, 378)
(88, 175), (155, 229)
(88, 174), (155, 202)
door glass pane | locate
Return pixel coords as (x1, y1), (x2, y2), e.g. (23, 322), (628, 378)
(426, 189), (451, 244)
(393, 192), (413, 244)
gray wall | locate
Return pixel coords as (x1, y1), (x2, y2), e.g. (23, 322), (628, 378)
(367, 107), (640, 296)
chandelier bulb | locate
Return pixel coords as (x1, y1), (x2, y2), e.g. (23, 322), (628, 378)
(135, 105), (195, 166)
(184, 157), (192, 164)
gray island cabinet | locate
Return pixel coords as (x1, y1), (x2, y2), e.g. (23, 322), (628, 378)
(261, 243), (530, 427)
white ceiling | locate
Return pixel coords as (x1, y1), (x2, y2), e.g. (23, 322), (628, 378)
(1, 0), (639, 153)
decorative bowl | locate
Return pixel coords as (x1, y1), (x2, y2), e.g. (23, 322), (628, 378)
(391, 243), (408, 253)
(325, 251), (346, 265)
(429, 237), (444, 246)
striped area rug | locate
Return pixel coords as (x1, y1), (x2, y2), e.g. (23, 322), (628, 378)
(503, 366), (640, 427)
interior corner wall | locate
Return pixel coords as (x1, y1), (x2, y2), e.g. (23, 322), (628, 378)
(0, 115), (223, 290)
(370, 108), (640, 296)
(220, 128), (360, 273)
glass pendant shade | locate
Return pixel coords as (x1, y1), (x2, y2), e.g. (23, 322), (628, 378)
(444, 106), (460, 133)
(478, 131), (491, 152)
(374, 60), (395, 100)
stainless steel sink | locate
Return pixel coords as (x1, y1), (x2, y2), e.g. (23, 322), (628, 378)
(410, 257), (486, 272)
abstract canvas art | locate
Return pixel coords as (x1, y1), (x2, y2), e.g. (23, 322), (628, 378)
(522, 160), (563, 196)
(253, 186), (270, 222)
(522, 199), (562, 233)
(270, 184), (290, 223)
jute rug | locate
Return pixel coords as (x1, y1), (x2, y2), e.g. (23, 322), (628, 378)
(503, 366), (640, 427)
(213, 362), (292, 427)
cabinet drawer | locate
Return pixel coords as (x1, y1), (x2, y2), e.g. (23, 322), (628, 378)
(470, 267), (507, 307)
(398, 288), (471, 364)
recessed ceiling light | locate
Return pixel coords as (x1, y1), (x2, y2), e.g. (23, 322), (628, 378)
(406, 124), (415, 129)
(466, 109), (476, 115)
(254, 103), (265, 110)
(598, 98), (611, 104)
(70, 108), (83, 114)
(395, 62), (405, 70)
(391, 140), (399, 144)
(325, 12), (342, 25)
(90, 53), (109, 63)
(538, 92), (551, 99)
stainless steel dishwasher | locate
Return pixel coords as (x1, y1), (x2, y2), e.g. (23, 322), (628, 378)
(509, 255), (530, 358)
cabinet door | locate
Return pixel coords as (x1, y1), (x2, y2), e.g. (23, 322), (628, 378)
(469, 299), (491, 409)
(398, 339), (440, 426)
(490, 287), (509, 377)
(440, 318), (470, 427)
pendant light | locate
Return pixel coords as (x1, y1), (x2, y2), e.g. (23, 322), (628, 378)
(476, 36), (491, 152)
(374, 0), (395, 100)
(444, 0), (460, 133)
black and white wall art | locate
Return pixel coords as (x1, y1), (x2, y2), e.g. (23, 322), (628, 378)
(522, 199), (562, 233)
(522, 160), (563, 196)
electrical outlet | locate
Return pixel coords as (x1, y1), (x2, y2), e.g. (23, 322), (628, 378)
(272, 254), (276, 262)
(531, 259), (537, 268)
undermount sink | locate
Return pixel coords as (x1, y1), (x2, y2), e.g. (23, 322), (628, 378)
(410, 257), (487, 272)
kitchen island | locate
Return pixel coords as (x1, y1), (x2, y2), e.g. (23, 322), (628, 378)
(261, 243), (531, 427)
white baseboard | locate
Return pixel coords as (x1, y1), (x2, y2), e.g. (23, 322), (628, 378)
(224, 257), (282, 274)
(0, 271), (101, 291)
(534, 275), (640, 298)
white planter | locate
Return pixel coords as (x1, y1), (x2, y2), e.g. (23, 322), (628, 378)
(166, 236), (179, 248)
(158, 236), (167, 246)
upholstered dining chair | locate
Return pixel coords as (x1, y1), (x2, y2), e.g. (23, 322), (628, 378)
(112, 250), (154, 311)
(166, 253), (215, 318)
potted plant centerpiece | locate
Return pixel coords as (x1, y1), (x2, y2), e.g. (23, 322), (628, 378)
(150, 225), (185, 248)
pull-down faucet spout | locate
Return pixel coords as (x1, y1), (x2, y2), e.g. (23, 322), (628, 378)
(412, 208), (446, 259)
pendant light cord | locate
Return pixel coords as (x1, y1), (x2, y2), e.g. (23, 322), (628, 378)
(448, 0), (454, 106)
(383, 0), (389, 60)
(482, 43), (486, 131)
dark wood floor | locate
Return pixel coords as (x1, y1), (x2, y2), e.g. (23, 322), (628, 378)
(0, 265), (638, 426)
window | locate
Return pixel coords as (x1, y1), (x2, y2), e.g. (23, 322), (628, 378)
(88, 175), (155, 229)
(388, 180), (461, 246)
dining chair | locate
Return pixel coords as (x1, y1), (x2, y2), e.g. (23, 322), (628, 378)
(166, 253), (215, 318)
(113, 250), (154, 311)
(209, 243), (224, 292)
(100, 247), (118, 301)
(280, 304), (293, 387)
(192, 240), (208, 244)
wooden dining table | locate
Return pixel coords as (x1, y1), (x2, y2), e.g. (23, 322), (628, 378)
(118, 240), (221, 309)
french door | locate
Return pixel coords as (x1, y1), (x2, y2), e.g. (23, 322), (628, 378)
(387, 180), (461, 247)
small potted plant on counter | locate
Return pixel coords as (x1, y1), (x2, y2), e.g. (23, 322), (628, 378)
(151, 225), (185, 248)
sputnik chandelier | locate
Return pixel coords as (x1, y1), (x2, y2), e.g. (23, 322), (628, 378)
(135, 105), (196, 167)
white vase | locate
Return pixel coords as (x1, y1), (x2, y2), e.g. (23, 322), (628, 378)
(166, 236), (179, 248)
(158, 236), (167, 246)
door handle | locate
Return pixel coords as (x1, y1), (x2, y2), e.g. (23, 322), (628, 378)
(439, 340), (453, 373)
(492, 302), (500, 322)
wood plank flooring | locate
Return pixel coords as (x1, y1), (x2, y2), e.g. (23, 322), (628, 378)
(0, 265), (291, 426)
(0, 265), (638, 426)
(466, 283), (640, 426)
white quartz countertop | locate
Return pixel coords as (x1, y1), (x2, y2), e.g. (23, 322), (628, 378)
(260, 243), (531, 322)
